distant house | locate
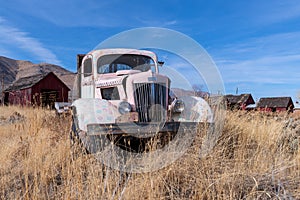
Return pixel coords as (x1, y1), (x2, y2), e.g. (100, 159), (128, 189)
(225, 94), (255, 110)
(257, 97), (294, 113)
(4, 72), (70, 108)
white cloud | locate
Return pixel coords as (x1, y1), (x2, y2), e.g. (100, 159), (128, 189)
(253, 1), (300, 24)
(3, 0), (178, 28)
(217, 32), (300, 60)
(211, 31), (300, 95)
(136, 18), (177, 27)
(217, 54), (300, 84)
(0, 46), (13, 57)
(0, 17), (61, 65)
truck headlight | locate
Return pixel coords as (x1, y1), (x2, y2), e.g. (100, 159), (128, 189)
(171, 99), (185, 113)
(118, 101), (132, 114)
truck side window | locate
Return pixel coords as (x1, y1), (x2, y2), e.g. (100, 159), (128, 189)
(101, 87), (120, 100)
(83, 58), (92, 77)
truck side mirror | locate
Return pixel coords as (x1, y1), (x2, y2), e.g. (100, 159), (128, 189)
(158, 61), (164, 67)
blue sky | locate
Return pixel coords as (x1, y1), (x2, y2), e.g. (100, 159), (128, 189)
(1, 0), (300, 103)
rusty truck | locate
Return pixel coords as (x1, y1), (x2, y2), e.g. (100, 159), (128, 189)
(71, 48), (213, 153)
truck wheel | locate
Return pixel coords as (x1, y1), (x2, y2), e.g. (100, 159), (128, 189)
(69, 120), (89, 160)
(85, 135), (110, 154)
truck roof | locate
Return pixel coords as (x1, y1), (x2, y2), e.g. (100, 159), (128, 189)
(87, 48), (158, 62)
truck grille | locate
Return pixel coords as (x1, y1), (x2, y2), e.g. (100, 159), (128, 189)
(134, 83), (167, 122)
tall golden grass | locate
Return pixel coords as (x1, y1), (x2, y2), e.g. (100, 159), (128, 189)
(0, 106), (299, 199)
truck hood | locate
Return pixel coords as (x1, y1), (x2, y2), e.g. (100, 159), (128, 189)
(95, 69), (152, 87)
(95, 74), (125, 87)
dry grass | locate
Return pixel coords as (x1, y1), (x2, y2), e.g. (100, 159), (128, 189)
(0, 106), (299, 199)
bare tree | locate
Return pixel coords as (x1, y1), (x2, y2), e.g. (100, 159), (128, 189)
(192, 84), (209, 98)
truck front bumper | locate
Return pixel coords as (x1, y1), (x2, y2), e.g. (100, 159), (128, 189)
(86, 121), (202, 136)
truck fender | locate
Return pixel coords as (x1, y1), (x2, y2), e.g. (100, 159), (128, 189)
(172, 96), (213, 123)
(72, 98), (119, 132)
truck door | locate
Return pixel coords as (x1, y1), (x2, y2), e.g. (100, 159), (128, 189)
(81, 55), (94, 98)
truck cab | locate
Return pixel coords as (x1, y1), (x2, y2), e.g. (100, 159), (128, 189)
(79, 49), (171, 123)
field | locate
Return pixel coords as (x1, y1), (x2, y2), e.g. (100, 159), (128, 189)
(0, 106), (299, 199)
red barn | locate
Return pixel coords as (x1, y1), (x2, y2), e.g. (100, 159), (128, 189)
(225, 94), (255, 110)
(4, 72), (70, 108)
(257, 97), (294, 113)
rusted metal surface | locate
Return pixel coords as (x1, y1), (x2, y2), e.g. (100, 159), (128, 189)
(72, 48), (214, 154)
(86, 122), (196, 136)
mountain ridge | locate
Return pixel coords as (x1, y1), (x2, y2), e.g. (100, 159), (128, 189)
(0, 56), (76, 90)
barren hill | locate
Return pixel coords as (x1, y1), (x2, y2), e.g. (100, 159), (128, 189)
(0, 56), (76, 90)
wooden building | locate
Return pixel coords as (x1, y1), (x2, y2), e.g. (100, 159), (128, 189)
(4, 72), (70, 108)
(256, 97), (294, 113)
(225, 93), (255, 110)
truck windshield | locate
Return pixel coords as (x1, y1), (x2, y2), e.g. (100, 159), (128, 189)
(97, 54), (155, 74)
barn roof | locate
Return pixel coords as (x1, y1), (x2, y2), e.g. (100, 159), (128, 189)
(4, 72), (69, 91)
(257, 97), (294, 108)
(225, 93), (254, 104)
